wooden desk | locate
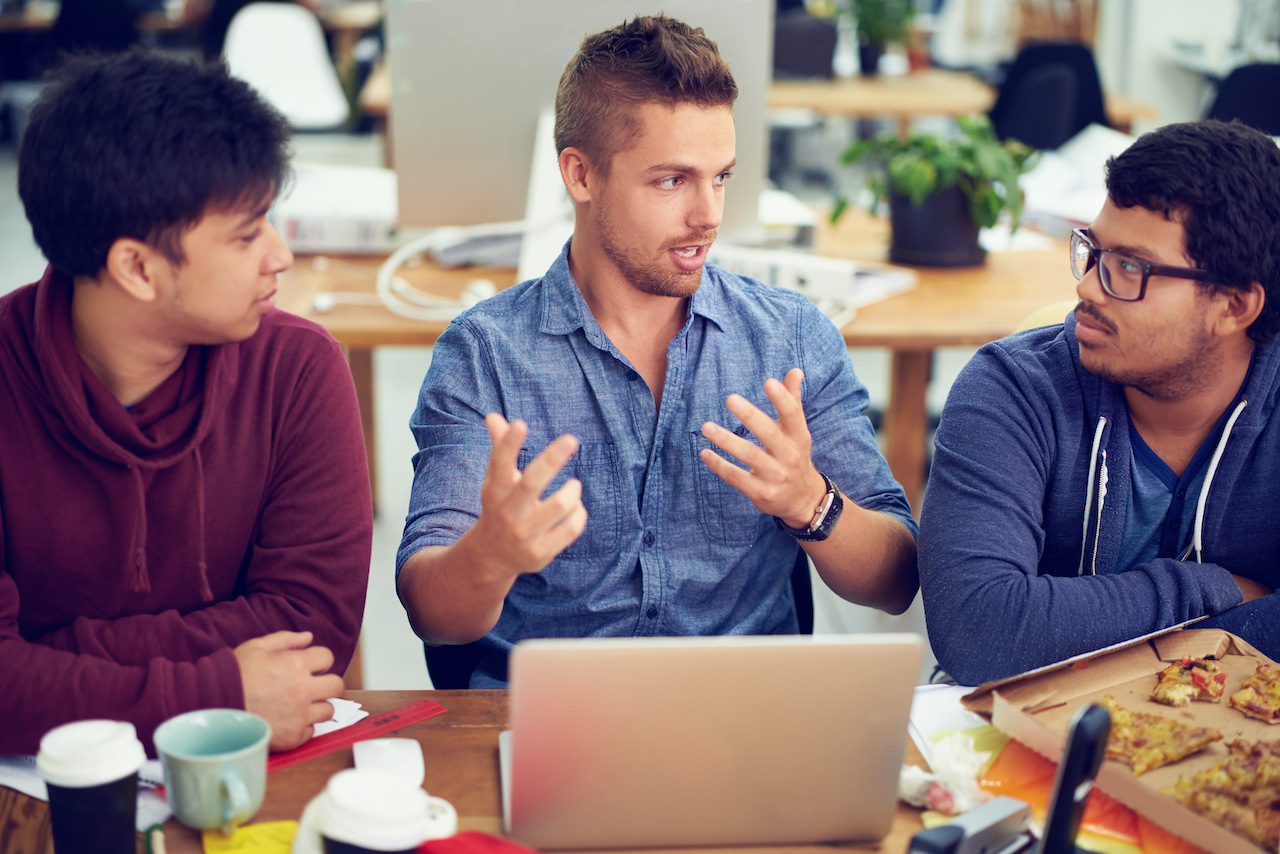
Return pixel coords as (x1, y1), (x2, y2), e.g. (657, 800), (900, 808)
(360, 66), (1157, 133)
(769, 67), (1158, 133)
(275, 259), (519, 506)
(0, 690), (930, 854)
(276, 213), (1077, 514)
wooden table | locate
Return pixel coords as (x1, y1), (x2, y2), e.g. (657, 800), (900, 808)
(0, 690), (930, 853)
(769, 67), (1158, 134)
(359, 66), (1156, 134)
(276, 212), (1077, 514)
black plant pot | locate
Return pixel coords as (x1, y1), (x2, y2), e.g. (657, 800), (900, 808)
(857, 42), (884, 78)
(888, 186), (986, 267)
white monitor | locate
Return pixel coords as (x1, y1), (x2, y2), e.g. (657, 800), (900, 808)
(384, 0), (773, 242)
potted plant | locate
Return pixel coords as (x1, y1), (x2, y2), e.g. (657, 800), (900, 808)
(843, 0), (914, 76)
(833, 114), (1038, 267)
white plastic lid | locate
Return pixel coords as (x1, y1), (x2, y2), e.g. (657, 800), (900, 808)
(36, 720), (146, 788)
(319, 768), (436, 851)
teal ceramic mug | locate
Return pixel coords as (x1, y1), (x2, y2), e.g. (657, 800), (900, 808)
(153, 709), (271, 835)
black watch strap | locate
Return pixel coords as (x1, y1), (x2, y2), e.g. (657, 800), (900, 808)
(774, 472), (844, 542)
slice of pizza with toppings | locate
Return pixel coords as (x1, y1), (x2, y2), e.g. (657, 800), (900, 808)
(1150, 657), (1228, 707)
(1229, 662), (1280, 725)
(1165, 738), (1280, 851)
(1101, 695), (1222, 775)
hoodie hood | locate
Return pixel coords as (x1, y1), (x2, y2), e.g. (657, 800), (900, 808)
(14, 268), (234, 599)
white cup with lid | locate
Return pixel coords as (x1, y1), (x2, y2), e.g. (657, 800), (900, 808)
(318, 768), (457, 853)
(37, 719), (146, 854)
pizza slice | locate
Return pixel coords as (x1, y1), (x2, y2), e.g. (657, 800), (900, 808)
(1150, 656), (1228, 707)
(1228, 662), (1280, 725)
(1101, 695), (1222, 775)
(1165, 738), (1280, 851)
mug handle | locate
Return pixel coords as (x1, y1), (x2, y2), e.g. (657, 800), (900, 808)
(221, 773), (252, 835)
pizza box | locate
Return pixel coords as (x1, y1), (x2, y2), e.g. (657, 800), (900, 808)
(962, 626), (1278, 854)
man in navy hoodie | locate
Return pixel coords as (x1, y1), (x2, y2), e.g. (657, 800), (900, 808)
(919, 120), (1280, 686)
(0, 50), (372, 754)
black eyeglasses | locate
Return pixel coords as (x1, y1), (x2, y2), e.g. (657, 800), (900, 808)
(1069, 228), (1211, 301)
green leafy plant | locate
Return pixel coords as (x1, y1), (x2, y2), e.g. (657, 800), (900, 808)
(844, 0), (915, 45)
(833, 114), (1038, 231)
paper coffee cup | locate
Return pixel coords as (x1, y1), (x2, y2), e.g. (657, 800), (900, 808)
(319, 769), (456, 853)
(37, 720), (146, 854)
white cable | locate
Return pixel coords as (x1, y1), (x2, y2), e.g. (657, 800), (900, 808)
(374, 217), (553, 321)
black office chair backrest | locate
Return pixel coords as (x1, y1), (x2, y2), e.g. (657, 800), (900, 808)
(50, 0), (141, 55)
(773, 10), (839, 80)
(790, 547), (815, 634)
(989, 42), (1110, 150)
(424, 548), (816, 689)
(1205, 64), (1280, 136)
(424, 641), (488, 690)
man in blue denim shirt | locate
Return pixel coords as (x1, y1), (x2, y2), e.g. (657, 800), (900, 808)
(396, 15), (918, 687)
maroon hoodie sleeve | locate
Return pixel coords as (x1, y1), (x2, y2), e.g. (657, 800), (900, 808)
(0, 528), (245, 755)
(29, 324), (372, 679)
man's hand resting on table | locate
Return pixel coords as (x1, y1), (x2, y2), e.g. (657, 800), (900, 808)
(235, 630), (345, 752)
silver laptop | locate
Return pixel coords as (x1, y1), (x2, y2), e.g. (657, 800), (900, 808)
(500, 634), (923, 850)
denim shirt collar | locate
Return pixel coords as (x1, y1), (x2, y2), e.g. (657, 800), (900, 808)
(538, 240), (730, 347)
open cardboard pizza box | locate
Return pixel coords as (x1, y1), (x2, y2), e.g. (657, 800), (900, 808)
(962, 625), (1278, 854)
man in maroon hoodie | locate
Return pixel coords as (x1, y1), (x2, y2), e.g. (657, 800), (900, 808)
(0, 50), (372, 754)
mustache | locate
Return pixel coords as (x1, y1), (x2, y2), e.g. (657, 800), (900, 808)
(663, 230), (718, 250)
(1075, 301), (1118, 334)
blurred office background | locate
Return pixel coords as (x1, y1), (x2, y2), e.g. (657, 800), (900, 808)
(0, 0), (1277, 688)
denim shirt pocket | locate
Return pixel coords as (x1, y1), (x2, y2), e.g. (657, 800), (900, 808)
(689, 427), (770, 546)
(517, 440), (621, 560)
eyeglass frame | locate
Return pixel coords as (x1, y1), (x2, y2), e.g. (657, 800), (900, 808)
(1069, 228), (1212, 302)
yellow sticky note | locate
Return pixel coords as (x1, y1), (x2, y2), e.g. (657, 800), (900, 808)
(201, 821), (298, 854)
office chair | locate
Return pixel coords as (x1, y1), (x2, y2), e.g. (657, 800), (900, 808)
(49, 0), (140, 55)
(423, 549), (816, 689)
(988, 42), (1110, 150)
(773, 10), (838, 79)
(1205, 63), (1280, 136)
(222, 3), (349, 131)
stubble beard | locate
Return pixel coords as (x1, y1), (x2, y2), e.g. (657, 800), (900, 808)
(593, 203), (714, 299)
(1077, 304), (1222, 402)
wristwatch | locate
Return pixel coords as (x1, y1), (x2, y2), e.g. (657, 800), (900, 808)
(773, 472), (844, 542)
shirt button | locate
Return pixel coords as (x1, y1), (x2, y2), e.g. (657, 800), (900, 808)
(647, 607), (658, 619)
(643, 531), (656, 546)
(1176, 489), (1186, 500)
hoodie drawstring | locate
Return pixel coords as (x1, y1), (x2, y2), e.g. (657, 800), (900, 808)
(1078, 416), (1108, 575)
(129, 465), (150, 594)
(1191, 399), (1248, 564)
(127, 451), (214, 602)
(193, 446), (213, 603)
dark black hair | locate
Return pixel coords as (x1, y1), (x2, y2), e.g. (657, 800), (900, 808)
(18, 48), (291, 278)
(1105, 119), (1280, 344)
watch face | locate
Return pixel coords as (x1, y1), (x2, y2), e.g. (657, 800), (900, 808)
(812, 487), (844, 539)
